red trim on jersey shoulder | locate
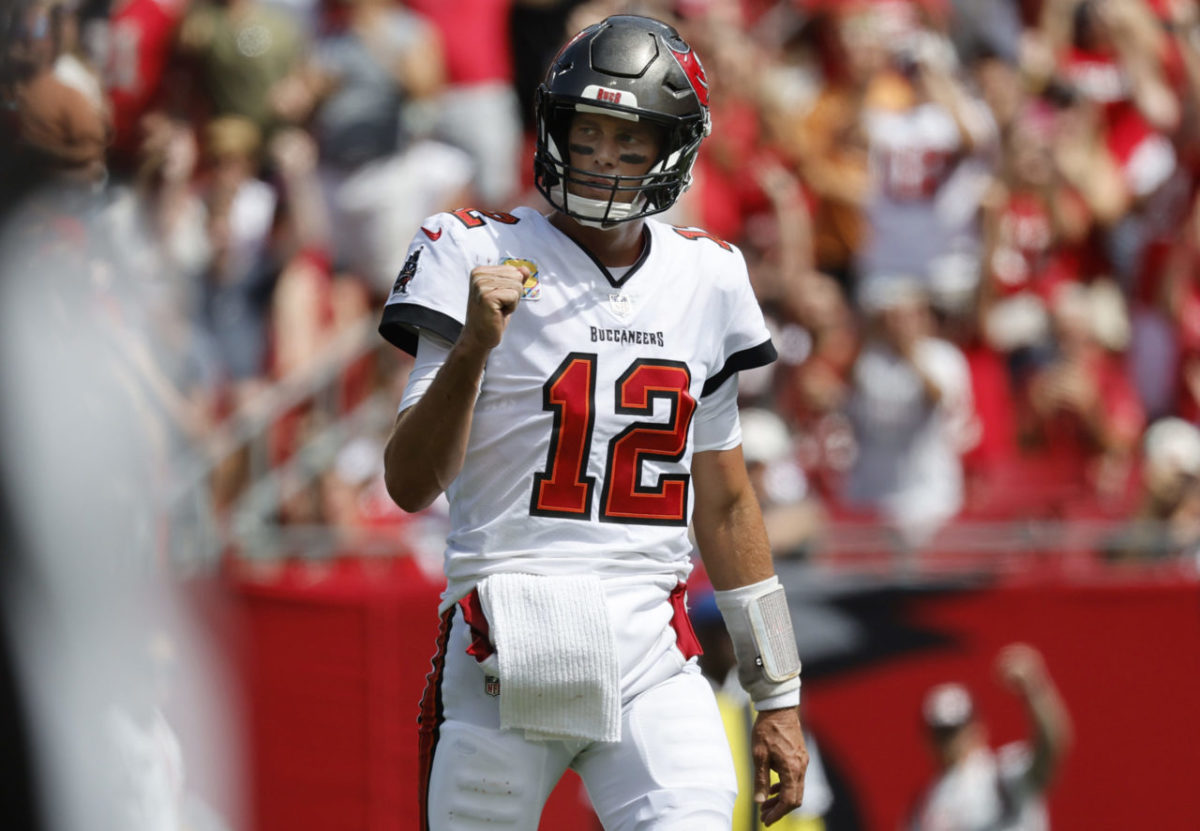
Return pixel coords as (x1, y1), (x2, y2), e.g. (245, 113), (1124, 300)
(666, 42), (710, 108)
(417, 608), (454, 830)
(672, 226), (731, 250)
(450, 208), (520, 229)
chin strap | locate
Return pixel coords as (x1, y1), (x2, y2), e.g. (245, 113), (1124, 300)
(562, 190), (644, 227)
(713, 576), (802, 710)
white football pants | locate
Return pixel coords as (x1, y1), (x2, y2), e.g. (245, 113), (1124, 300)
(418, 578), (738, 830)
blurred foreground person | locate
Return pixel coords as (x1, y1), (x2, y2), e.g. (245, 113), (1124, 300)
(380, 15), (808, 829)
(0, 67), (239, 824)
(910, 644), (1071, 831)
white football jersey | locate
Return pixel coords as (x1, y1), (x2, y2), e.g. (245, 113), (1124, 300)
(380, 207), (775, 605)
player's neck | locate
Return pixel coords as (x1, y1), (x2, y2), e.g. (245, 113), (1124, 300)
(550, 212), (648, 268)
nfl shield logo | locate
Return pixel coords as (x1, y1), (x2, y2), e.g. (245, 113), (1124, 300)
(608, 293), (634, 320)
(484, 675), (500, 697)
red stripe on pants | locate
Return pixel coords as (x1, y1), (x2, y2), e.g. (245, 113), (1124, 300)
(670, 581), (704, 660)
(418, 607), (455, 831)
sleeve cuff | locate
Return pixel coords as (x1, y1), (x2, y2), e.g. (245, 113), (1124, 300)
(379, 303), (463, 356)
(702, 338), (778, 397)
(755, 687), (801, 711)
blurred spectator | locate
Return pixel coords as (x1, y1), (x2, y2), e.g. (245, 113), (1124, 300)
(1159, 189), (1200, 422)
(320, 434), (406, 549)
(1161, 0), (1200, 172)
(407, 0), (524, 209)
(194, 116), (280, 398)
(263, 125), (342, 380)
(925, 296), (1021, 526)
(909, 643), (1071, 831)
(842, 277), (978, 549)
(272, 0), (472, 295)
(978, 101), (1091, 363)
(948, 0), (1024, 66)
(739, 408), (826, 558)
(124, 114), (213, 288)
(1015, 278), (1145, 511)
(97, 115), (232, 450)
(175, 0), (306, 137)
(1049, 0), (1186, 292)
(672, 2), (807, 262)
(3, 0), (110, 195)
(49, 0), (107, 116)
(766, 4), (872, 291)
(98, 0), (190, 173)
(855, 4), (998, 308)
(1101, 416), (1200, 563)
(769, 271), (859, 504)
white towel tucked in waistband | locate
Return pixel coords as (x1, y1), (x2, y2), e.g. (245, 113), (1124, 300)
(477, 572), (621, 743)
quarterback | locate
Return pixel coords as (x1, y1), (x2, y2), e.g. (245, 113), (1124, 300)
(380, 15), (808, 829)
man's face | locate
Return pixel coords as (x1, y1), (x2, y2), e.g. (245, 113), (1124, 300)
(928, 720), (984, 770)
(566, 111), (662, 203)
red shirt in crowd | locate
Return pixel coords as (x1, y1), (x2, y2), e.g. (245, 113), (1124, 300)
(402, 0), (513, 86)
(104, 0), (187, 165)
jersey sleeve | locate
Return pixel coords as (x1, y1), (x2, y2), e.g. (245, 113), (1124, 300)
(693, 376), (742, 452)
(701, 248), (777, 397)
(398, 330), (454, 413)
(378, 214), (473, 356)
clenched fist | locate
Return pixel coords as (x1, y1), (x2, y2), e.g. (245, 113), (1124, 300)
(461, 263), (530, 351)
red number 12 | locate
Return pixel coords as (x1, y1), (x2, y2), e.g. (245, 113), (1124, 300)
(530, 354), (695, 525)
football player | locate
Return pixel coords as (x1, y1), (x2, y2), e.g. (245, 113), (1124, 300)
(380, 15), (808, 829)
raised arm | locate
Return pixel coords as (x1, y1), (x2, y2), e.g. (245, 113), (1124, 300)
(383, 263), (528, 511)
(996, 643), (1072, 792)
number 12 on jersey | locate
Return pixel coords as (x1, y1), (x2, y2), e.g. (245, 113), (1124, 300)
(530, 353), (696, 525)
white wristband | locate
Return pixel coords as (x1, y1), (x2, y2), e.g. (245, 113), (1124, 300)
(756, 689), (801, 711)
(713, 576), (802, 705)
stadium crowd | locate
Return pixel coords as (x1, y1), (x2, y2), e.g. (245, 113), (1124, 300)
(5, 0), (1200, 568)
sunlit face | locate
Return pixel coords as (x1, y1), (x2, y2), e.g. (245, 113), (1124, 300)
(566, 111), (662, 203)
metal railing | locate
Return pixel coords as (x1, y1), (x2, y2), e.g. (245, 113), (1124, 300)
(164, 313), (403, 570)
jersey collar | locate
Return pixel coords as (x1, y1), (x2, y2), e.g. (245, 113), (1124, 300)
(547, 215), (653, 289)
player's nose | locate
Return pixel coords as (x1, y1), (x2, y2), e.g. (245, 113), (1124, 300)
(589, 133), (619, 169)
